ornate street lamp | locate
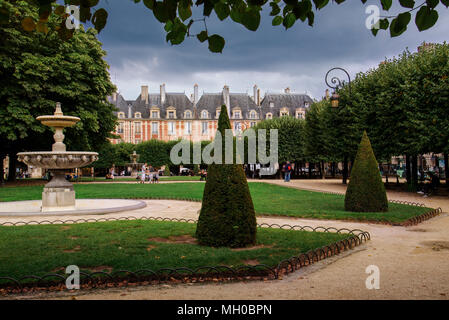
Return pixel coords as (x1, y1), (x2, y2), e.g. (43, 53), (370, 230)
(325, 67), (351, 108)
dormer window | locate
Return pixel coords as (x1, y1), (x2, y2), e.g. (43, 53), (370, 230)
(134, 112), (141, 118)
(304, 102), (310, 108)
(216, 108), (221, 119)
(249, 110), (257, 119)
(280, 107), (289, 117)
(150, 107), (160, 119)
(233, 111), (241, 119)
(168, 111), (175, 119)
(266, 113), (273, 119)
(269, 102), (274, 108)
(201, 110), (208, 119)
(184, 110), (192, 119)
(118, 112), (125, 119)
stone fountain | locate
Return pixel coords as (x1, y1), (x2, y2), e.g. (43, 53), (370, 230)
(126, 151), (143, 177)
(17, 103), (98, 212)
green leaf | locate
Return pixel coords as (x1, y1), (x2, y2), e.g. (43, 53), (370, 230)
(241, 8), (260, 31)
(283, 12), (296, 29)
(143, 0), (155, 9)
(197, 30), (208, 42)
(415, 6), (438, 31)
(379, 18), (389, 30)
(92, 8), (108, 32)
(312, 0), (329, 9)
(426, 0), (439, 8)
(208, 34), (225, 53)
(178, 3), (192, 21)
(272, 15), (283, 26)
(214, 2), (230, 21)
(381, 0), (393, 10)
(399, 0), (415, 8)
(389, 12), (411, 37)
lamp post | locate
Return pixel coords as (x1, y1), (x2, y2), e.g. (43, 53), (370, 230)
(325, 67), (351, 108)
(325, 67), (352, 184)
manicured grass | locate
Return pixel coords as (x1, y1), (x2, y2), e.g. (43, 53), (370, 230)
(0, 220), (349, 281)
(0, 182), (430, 223)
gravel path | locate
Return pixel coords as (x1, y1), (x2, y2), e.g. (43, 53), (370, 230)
(5, 179), (449, 300)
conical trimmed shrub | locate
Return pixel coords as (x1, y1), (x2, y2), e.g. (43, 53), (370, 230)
(345, 131), (388, 212)
(195, 105), (257, 247)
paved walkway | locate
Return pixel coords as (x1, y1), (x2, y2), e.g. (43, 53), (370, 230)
(5, 179), (449, 300)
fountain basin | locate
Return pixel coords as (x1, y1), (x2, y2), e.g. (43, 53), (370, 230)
(17, 151), (98, 169)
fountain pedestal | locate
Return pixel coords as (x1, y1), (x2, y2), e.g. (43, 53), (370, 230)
(42, 170), (75, 211)
(17, 103), (98, 212)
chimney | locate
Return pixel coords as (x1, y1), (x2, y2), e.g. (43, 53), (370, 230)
(141, 85), (149, 104)
(160, 83), (166, 104)
(112, 92), (117, 102)
(223, 85), (230, 117)
(128, 104), (132, 118)
(193, 83), (199, 106)
(325, 89), (330, 100)
(284, 87), (291, 94)
(257, 89), (261, 106)
(253, 84), (258, 104)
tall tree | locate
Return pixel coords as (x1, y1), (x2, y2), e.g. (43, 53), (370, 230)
(196, 105), (257, 248)
(0, 0), (116, 180)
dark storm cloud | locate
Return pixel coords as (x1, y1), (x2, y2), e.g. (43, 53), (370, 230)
(95, 1), (449, 100)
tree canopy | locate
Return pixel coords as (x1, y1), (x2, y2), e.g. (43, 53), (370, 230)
(0, 0), (116, 159)
(3, 0), (449, 53)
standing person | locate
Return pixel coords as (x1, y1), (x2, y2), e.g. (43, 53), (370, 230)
(284, 161), (292, 182)
(110, 166), (115, 180)
(154, 169), (159, 183)
(140, 163), (146, 184)
(148, 165), (154, 184)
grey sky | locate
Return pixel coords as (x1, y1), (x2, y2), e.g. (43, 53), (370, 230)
(96, 1), (449, 100)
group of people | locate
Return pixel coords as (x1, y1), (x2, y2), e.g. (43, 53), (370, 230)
(139, 163), (160, 184)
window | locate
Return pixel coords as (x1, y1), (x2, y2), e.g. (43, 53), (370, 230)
(280, 108), (289, 117)
(296, 111), (305, 119)
(250, 121), (257, 128)
(266, 113), (273, 119)
(185, 122), (192, 134)
(134, 112), (141, 118)
(168, 111), (175, 119)
(135, 122), (141, 134)
(269, 102), (274, 108)
(304, 102), (310, 108)
(249, 110), (257, 119)
(201, 110), (208, 119)
(151, 122), (158, 134)
(117, 122), (124, 134)
(151, 110), (159, 118)
(233, 111), (241, 119)
(168, 122), (175, 135)
(135, 139), (141, 144)
(184, 110), (192, 119)
(234, 122), (242, 132)
(216, 109), (221, 119)
(201, 122), (208, 134)
(118, 112), (125, 119)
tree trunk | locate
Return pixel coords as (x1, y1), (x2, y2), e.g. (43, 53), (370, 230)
(7, 156), (16, 182)
(331, 162), (336, 178)
(0, 154), (4, 184)
(342, 157), (348, 184)
(405, 154), (411, 185)
(411, 155), (418, 187)
(308, 162), (313, 179)
(445, 153), (449, 188)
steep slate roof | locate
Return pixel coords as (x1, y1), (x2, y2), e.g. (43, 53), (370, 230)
(110, 92), (193, 119)
(260, 93), (313, 117)
(196, 93), (259, 119)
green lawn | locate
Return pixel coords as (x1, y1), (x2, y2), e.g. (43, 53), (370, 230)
(0, 182), (429, 223)
(0, 220), (350, 282)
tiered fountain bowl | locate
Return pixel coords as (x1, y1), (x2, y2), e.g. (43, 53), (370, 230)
(126, 151), (144, 177)
(17, 103), (99, 212)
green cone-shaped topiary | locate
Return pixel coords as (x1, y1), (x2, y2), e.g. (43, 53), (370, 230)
(195, 105), (257, 247)
(345, 131), (388, 212)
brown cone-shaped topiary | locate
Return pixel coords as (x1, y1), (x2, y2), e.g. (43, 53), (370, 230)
(345, 131), (388, 212)
(195, 105), (257, 247)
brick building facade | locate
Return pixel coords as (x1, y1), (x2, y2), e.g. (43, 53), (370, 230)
(108, 84), (314, 144)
